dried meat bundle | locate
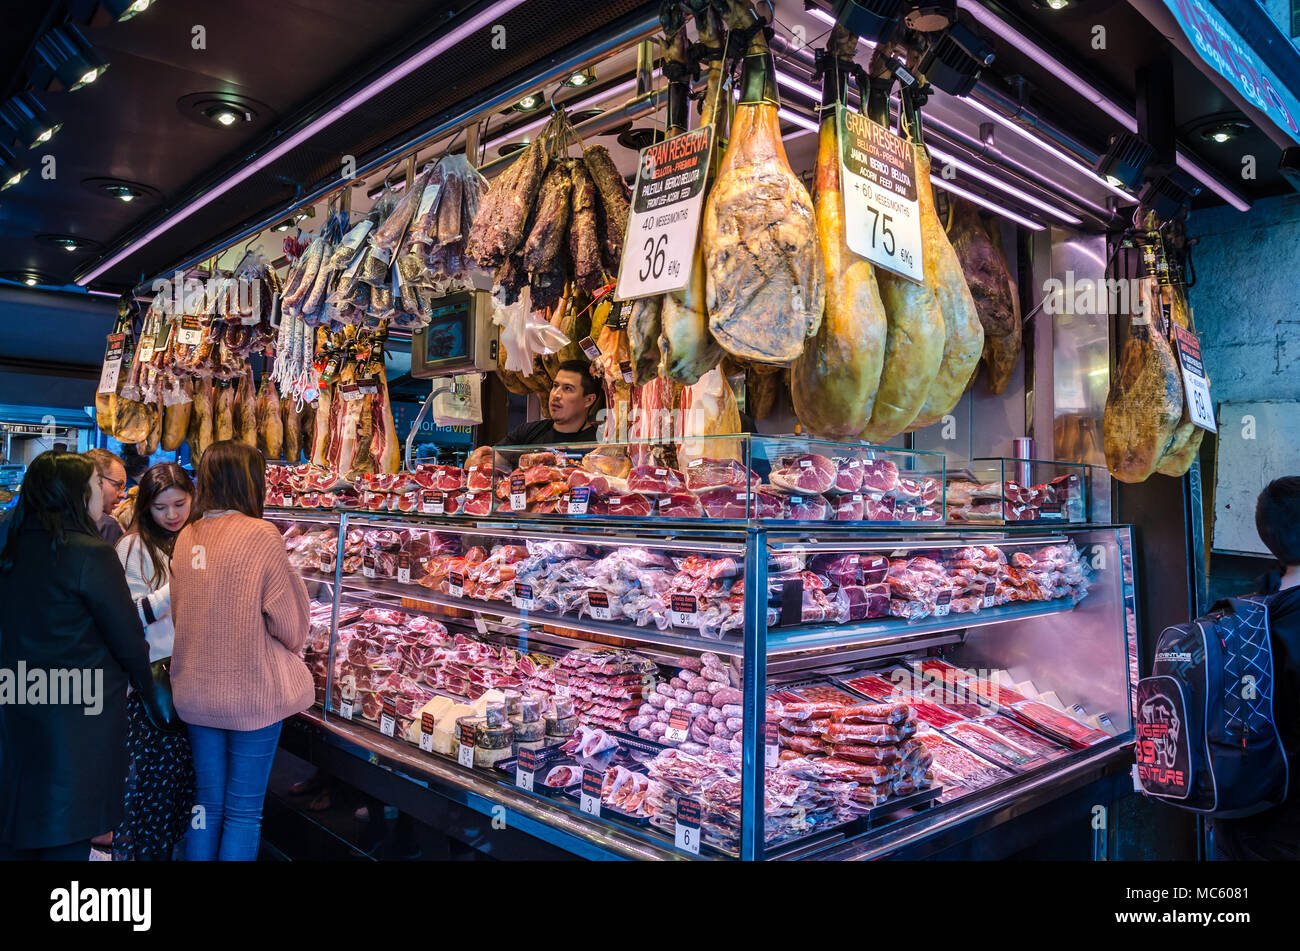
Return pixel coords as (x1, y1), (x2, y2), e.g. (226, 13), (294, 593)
(467, 136), (550, 267)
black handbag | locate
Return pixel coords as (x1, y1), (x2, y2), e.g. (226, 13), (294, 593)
(140, 657), (185, 734)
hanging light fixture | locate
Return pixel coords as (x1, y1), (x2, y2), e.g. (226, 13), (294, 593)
(918, 23), (995, 97)
(31, 24), (110, 93)
(0, 145), (28, 191)
(0, 92), (61, 150)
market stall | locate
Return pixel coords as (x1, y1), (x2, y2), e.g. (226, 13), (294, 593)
(69, 0), (1275, 860)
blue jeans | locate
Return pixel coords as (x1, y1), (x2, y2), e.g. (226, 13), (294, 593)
(185, 721), (282, 861)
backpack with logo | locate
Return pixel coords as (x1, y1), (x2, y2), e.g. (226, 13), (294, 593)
(1135, 596), (1289, 817)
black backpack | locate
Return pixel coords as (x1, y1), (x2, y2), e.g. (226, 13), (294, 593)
(1135, 596), (1289, 817)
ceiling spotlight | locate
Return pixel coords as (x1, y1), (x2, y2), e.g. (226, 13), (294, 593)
(1094, 131), (1154, 190)
(513, 94), (544, 113)
(31, 24), (110, 93)
(0, 93), (61, 150)
(903, 0), (957, 32)
(1138, 170), (1200, 222)
(1199, 119), (1249, 144)
(919, 23), (995, 97)
(830, 0), (904, 43)
(273, 221), (291, 232)
(105, 184), (141, 202)
(24, 277), (38, 286)
(0, 146), (27, 190)
(204, 104), (246, 126)
(564, 68), (596, 88)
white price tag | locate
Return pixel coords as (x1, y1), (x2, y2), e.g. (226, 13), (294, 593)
(379, 712), (395, 737)
(579, 770), (601, 817)
(1173, 324), (1216, 432)
(362, 558), (376, 579)
(764, 721), (779, 769)
(457, 741), (475, 768)
(177, 317), (203, 346)
(338, 699), (353, 720)
(420, 493), (445, 515)
(674, 798), (702, 855)
(665, 709), (691, 744)
(670, 594), (698, 628)
(510, 474), (526, 512)
(514, 583), (535, 612)
(838, 110), (924, 283)
(567, 487), (590, 515)
(98, 333), (126, 396)
(553, 680), (570, 700)
(448, 571), (465, 599)
(397, 565), (411, 585)
(515, 767), (535, 792)
(418, 729), (434, 753)
(587, 591), (612, 621)
(983, 582), (997, 610)
(135, 333), (156, 364)
(615, 125), (714, 299)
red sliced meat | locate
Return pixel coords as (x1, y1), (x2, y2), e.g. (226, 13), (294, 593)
(605, 493), (652, 517)
(860, 459), (900, 494)
(627, 465), (687, 495)
(462, 491), (494, 516)
(830, 456), (864, 494)
(770, 453), (836, 495)
(523, 464), (567, 486)
(841, 583), (890, 620)
(863, 496), (897, 521)
(655, 491), (705, 518)
(833, 494), (864, 521)
(684, 457), (754, 491)
(754, 486), (788, 519)
(698, 487), (749, 519)
(810, 552), (859, 586)
(783, 493), (832, 521)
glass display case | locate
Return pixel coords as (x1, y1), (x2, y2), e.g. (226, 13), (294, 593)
(945, 457), (1090, 524)
(491, 435), (946, 525)
(269, 504), (1135, 861)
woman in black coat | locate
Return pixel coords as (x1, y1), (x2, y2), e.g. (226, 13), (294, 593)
(0, 451), (154, 860)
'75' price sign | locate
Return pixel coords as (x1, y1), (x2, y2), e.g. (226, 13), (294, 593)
(838, 109), (924, 284)
(616, 125), (714, 300)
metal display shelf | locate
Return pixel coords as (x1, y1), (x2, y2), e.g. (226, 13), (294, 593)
(272, 507), (1138, 860)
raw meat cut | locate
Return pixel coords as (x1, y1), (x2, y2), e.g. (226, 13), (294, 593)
(792, 34), (886, 437)
(770, 454), (836, 494)
(699, 487), (750, 519)
(829, 457), (864, 494)
(655, 492), (705, 518)
(685, 457), (752, 491)
(860, 459), (899, 494)
(783, 493), (831, 521)
(627, 465), (688, 495)
(1010, 700), (1110, 749)
(948, 196), (1021, 394)
(702, 16), (824, 364)
(1155, 270), (1206, 477)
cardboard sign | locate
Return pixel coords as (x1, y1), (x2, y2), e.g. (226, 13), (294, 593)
(510, 473), (526, 512)
(1173, 323), (1216, 432)
(665, 708), (691, 744)
(448, 570), (465, 599)
(674, 797), (702, 854)
(379, 696), (397, 737)
(838, 109), (923, 283)
(419, 711), (435, 753)
(98, 333), (127, 395)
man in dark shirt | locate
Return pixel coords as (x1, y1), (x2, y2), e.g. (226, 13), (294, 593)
(83, 448), (126, 546)
(1212, 476), (1300, 860)
(501, 359), (600, 446)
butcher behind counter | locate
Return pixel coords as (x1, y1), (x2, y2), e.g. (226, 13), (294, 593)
(500, 359), (599, 447)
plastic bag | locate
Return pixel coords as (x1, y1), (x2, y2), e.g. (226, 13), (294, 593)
(494, 287), (570, 375)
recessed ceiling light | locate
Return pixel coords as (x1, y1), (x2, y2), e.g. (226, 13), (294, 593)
(37, 234), (104, 255)
(32, 25), (110, 93)
(177, 92), (271, 130)
(513, 93), (544, 113)
(24, 277), (37, 286)
(205, 104), (245, 126)
(82, 176), (159, 204)
(564, 68), (596, 88)
(1199, 119), (1249, 144)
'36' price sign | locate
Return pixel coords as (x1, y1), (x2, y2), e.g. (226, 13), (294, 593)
(615, 125), (714, 300)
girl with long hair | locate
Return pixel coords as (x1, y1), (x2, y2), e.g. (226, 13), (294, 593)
(171, 441), (312, 860)
(0, 451), (153, 860)
(115, 463), (198, 860)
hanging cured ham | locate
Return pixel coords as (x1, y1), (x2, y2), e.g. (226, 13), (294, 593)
(1154, 263), (1205, 477)
(792, 33), (887, 439)
(256, 374), (284, 460)
(1103, 241), (1184, 482)
(905, 139), (984, 430)
(702, 9), (824, 365)
(947, 197), (1021, 395)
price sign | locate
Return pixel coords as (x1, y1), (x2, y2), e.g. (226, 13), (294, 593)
(567, 486), (590, 515)
(510, 473), (527, 512)
(420, 491), (444, 515)
(319, 550), (334, 574)
(934, 588), (953, 618)
(362, 554), (376, 579)
(338, 695), (354, 720)
(606, 299), (634, 330)
(580, 769), (601, 817)
(397, 553), (411, 585)
(515, 748), (537, 791)
(587, 590), (612, 621)
(339, 383), (363, 402)
(674, 797), (702, 854)
(616, 125), (714, 299)
(457, 740), (475, 768)
(135, 333), (157, 364)
(838, 109), (923, 283)
(1173, 324), (1216, 432)
(764, 720), (780, 769)
(670, 594), (699, 628)
(514, 582), (535, 612)
(357, 377), (380, 397)
(665, 708), (691, 744)
(983, 581), (997, 609)
(1039, 501), (1064, 519)
(177, 315), (204, 345)
(379, 697), (396, 737)
(98, 334), (127, 395)
(578, 336), (602, 361)
(448, 570), (465, 599)
(619, 360), (635, 384)
(419, 712), (435, 753)
(553, 671), (570, 699)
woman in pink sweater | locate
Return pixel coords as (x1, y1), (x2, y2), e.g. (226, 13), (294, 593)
(170, 441), (312, 861)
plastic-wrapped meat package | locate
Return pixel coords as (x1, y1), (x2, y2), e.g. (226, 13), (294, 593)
(605, 493), (653, 517)
(655, 492), (705, 518)
(809, 552), (858, 586)
(974, 715), (1067, 759)
(462, 491), (494, 516)
(696, 487), (748, 519)
(783, 493), (831, 521)
(903, 698), (968, 729)
(828, 456), (864, 494)
(626, 465), (687, 495)
(769, 453), (836, 495)
(840, 583), (890, 620)
(863, 495), (897, 521)
(789, 683), (862, 706)
(684, 457), (753, 491)
(1009, 700), (1110, 748)
(769, 551), (805, 574)
(860, 459), (899, 494)
(800, 587), (848, 624)
(832, 494), (864, 521)
(857, 554), (888, 585)
(942, 721), (1045, 772)
(754, 486), (788, 519)
(914, 731), (1009, 792)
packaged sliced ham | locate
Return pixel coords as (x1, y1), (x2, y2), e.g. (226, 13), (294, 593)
(783, 493), (832, 521)
(976, 715), (1069, 760)
(914, 731), (1009, 791)
(655, 492), (705, 518)
(698, 487), (749, 519)
(942, 720), (1044, 772)
(626, 465), (687, 495)
(684, 457), (753, 491)
(828, 456), (864, 494)
(833, 494), (864, 521)
(1010, 700), (1111, 749)
(860, 459), (899, 494)
(770, 453), (836, 495)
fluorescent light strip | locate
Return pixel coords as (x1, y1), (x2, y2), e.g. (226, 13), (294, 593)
(927, 144), (1082, 224)
(931, 176), (1045, 231)
(86, 289), (118, 297)
(957, 0), (1250, 213)
(806, 8), (878, 48)
(78, 0), (530, 285)
(964, 98), (1132, 201)
(483, 74), (644, 154)
(774, 68), (821, 102)
(778, 108), (819, 133)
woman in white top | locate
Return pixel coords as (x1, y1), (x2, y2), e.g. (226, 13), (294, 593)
(114, 462), (196, 861)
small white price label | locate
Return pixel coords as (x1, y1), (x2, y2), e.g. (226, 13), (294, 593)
(319, 551), (334, 574)
(448, 570), (465, 599)
(362, 555), (376, 579)
(578, 336), (602, 360)
(515, 767), (535, 792)
(339, 383), (363, 402)
(97, 333), (126, 395)
(514, 583), (535, 612)
(838, 109), (924, 283)
(418, 714), (435, 753)
(983, 581), (997, 609)
(579, 770), (601, 817)
(1173, 324), (1216, 432)
(135, 333), (156, 364)
(510, 474), (526, 512)
(665, 708), (691, 744)
(379, 712), (395, 737)
(674, 798), (702, 855)
(397, 555), (411, 585)
(934, 589), (952, 618)
(420, 492), (444, 515)
(338, 699), (353, 720)
(670, 594), (698, 628)
(457, 741), (475, 768)
(587, 591), (612, 621)
(177, 316), (203, 345)
(615, 125), (714, 299)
